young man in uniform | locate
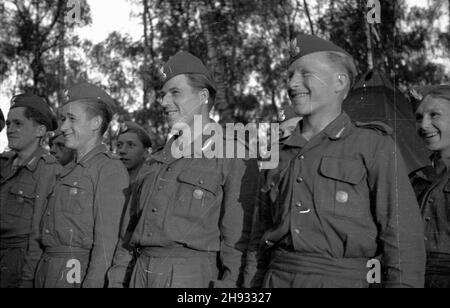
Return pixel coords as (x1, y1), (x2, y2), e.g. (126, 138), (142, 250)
(108, 51), (259, 288)
(410, 85), (450, 288)
(0, 94), (60, 287)
(245, 34), (426, 288)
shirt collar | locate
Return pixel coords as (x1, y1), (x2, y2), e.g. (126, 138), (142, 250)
(283, 112), (353, 148)
(22, 147), (46, 171)
(77, 144), (108, 168)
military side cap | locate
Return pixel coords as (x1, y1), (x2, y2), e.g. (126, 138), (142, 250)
(289, 34), (355, 69)
(161, 51), (216, 90)
(409, 85), (450, 102)
(64, 83), (116, 120)
(10, 94), (57, 131)
(118, 121), (152, 148)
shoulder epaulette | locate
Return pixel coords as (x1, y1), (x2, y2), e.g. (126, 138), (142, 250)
(41, 153), (58, 164)
(408, 165), (434, 180)
(354, 121), (393, 135)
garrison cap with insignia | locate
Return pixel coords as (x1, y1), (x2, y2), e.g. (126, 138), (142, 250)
(161, 51), (216, 90)
(288, 33), (357, 75)
(10, 94), (57, 131)
(409, 85), (450, 111)
(63, 83), (117, 121)
(117, 121), (152, 148)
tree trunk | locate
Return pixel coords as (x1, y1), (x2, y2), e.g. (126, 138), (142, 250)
(199, 1), (229, 123)
(364, 3), (374, 70)
(303, 0), (315, 35)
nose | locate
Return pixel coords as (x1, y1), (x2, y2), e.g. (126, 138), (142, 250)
(161, 93), (172, 108)
(418, 115), (432, 131)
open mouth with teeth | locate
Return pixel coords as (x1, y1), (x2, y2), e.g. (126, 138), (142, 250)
(421, 131), (439, 139)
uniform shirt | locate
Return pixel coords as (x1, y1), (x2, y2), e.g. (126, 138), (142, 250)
(40, 144), (129, 288)
(410, 156), (450, 256)
(246, 112), (426, 288)
(109, 135), (259, 288)
(0, 147), (61, 284)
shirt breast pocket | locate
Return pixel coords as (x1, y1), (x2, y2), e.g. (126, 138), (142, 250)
(6, 184), (35, 219)
(319, 156), (367, 219)
(175, 170), (220, 220)
(60, 181), (92, 215)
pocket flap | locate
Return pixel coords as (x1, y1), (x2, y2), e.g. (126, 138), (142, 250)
(320, 156), (365, 185)
(178, 170), (219, 194)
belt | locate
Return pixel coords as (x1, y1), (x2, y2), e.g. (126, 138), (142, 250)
(138, 246), (217, 258)
(426, 252), (450, 275)
(270, 249), (369, 280)
(44, 246), (91, 257)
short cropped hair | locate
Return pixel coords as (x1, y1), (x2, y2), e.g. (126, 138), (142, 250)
(76, 99), (112, 136)
(185, 73), (217, 110)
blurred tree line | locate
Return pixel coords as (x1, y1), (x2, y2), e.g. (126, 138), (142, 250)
(1, 0), (449, 147)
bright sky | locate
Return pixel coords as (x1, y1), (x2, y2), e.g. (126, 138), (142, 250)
(0, 0), (447, 152)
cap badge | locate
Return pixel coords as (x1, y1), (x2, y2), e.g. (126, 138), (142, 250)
(409, 89), (423, 101)
(160, 67), (167, 81)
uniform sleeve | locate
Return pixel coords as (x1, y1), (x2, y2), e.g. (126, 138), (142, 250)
(366, 134), (426, 288)
(21, 162), (61, 287)
(107, 178), (144, 288)
(212, 158), (259, 288)
(82, 160), (129, 288)
(243, 172), (273, 288)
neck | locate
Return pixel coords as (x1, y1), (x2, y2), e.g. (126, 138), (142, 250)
(77, 137), (101, 162)
(17, 141), (40, 164)
(301, 108), (342, 140)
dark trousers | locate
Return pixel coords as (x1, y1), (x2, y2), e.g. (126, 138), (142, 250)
(130, 246), (219, 288)
(0, 246), (26, 288)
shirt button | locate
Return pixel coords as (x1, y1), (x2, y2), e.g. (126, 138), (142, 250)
(152, 208), (158, 213)
(294, 229), (301, 234)
(158, 186), (163, 191)
(428, 198), (434, 203)
(424, 236), (428, 241)
(73, 182), (78, 186)
(296, 202), (302, 207)
(199, 180), (204, 185)
(167, 167), (171, 172)
(19, 190), (23, 195)
(47, 211), (51, 216)
(148, 232), (153, 237)
(425, 217), (431, 222)
(296, 177), (303, 183)
(44, 229), (50, 234)
(299, 155), (305, 160)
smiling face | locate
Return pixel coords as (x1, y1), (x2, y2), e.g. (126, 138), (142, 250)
(6, 107), (42, 153)
(288, 52), (344, 117)
(416, 95), (450, 157)
(116, 132), (147, 171)
(59, 102), (99, 153)
(161, 74), (205, 129)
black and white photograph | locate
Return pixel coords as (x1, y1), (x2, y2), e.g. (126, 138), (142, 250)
(0, 0), (449, 295)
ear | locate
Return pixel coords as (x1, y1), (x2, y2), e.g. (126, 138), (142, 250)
(198, 88), (209, 105)
(35, 124), (47, 138)
(90, 115), (102, 132)
(334, 73), (350, 94)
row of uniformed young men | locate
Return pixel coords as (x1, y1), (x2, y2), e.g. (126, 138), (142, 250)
(0, 33), (449, 288)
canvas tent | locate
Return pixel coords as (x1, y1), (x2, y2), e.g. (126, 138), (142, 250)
(343, 70), (430, 172)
